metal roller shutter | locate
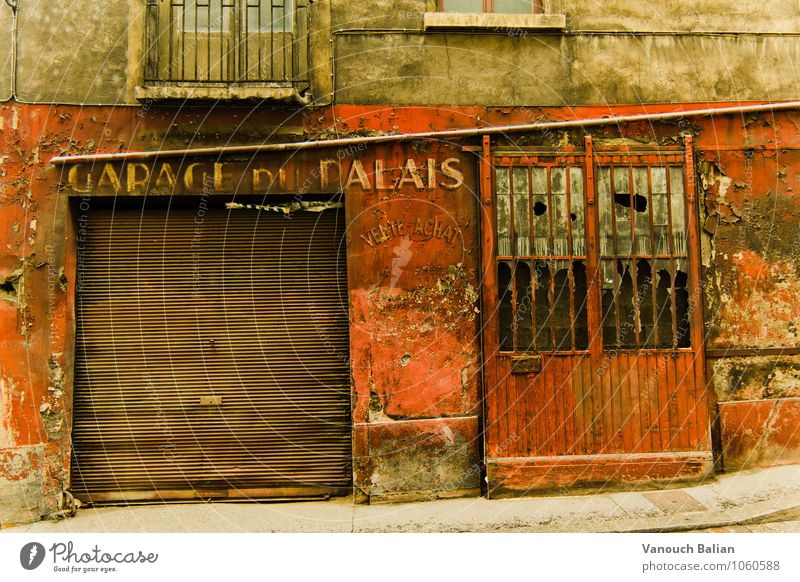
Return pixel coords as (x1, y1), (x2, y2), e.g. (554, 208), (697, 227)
(70, 201), (352, 503)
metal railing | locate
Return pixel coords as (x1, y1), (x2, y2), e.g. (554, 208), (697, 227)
(144, 0), (309, 85)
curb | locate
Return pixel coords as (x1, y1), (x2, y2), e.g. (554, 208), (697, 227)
(587, 496), (800, 533)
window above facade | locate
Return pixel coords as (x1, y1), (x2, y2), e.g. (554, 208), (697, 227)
(426, 0), (565, 31)
(439, 0), (545, 14)
(138, 0), (309, 101)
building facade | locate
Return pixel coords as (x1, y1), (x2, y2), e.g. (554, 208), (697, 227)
(2, 0), (800, 524)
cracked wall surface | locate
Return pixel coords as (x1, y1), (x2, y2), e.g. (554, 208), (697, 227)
(695, 114), (800, 471)
(345, 143), (482, 502)
(2, 100), (800, 522)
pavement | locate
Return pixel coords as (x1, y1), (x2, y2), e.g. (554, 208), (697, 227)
(4, 464), (800, 533)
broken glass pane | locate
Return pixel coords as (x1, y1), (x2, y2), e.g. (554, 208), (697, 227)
(534, 259), (552, 350)
(569, 167), (586, 256)
(551, 167), (568, 256)
(531, 167), (550, 256)
(613, 166), (632, 256)
(653, 260), (674, 348)
(601, 282), (617, 347)
(637, 259), (655, 347)
(633, 167), (652, 256)
(598, 168), (614, 257)
(651, 167), (670, 255)
(616, 260), (636, 348)
(496, 168), (512, 256)
(674, 265), (690, 348)
(669, 167), (687, 256)
(553, 261), (571, 349)
(513, 167), (530, 256)
(601, 259), (616, 290)
(498, 261), (514, 351)
(515, 261), (534, 351)
(573, 261), (589, 350)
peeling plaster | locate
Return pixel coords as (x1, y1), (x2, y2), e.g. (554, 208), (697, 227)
(713, 355), (800, 401)
(0, 376), (15, 448)
(0, 268), (22, 303)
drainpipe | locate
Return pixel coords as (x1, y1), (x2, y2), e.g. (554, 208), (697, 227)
(5, 0), (17, 100)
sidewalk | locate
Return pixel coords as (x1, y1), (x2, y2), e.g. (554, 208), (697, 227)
(5, 465), (800, 533)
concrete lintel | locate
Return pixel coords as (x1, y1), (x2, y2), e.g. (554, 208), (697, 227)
(423, 12), (566, 31)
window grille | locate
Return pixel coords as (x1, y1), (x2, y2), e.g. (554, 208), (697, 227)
(144, 0), (309, 85)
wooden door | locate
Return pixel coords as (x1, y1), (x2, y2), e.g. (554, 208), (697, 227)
(481, 136), (713, 497)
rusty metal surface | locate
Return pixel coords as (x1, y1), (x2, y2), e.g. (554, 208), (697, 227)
(70, 201), (352, 501)
(510, 355), (542, 374)
(77, 486), (344, 504)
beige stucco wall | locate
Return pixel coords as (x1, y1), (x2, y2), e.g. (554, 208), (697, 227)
(3, 0), (800, 105)
(332, 32), (800, 106)
(553, 0), (800, 33)
(331, 0), (800, 33)
(0, 5), (13, 101)
(15, 0), (131, 104)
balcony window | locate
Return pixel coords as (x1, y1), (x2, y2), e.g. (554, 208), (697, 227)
(426, 0), (563, 30)
(144, 0), (308, 86)
(439, 0), (545, 13)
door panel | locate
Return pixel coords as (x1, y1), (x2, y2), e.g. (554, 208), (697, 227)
(482, 139), (712, 496)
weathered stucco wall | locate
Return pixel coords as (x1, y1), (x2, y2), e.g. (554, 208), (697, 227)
(718, 398), (800, 470)
(331, 0), (432, 31)
(308, 0), (334, 104)
(1, 103), (74, 524)
(693, 114), (800, 471)
(0, 6), (11, 101)
(332, 0), (800, 33)
(15, 0), (130, 104)
(332, 33), (800, 106)
(699, 148), (800, 350)
(3, 1), (800, 106)
(344, 142), (481, 502)
(553, 0), (800, 33)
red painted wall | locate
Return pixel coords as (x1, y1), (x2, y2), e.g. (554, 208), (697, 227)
(1, 101), (799, 524)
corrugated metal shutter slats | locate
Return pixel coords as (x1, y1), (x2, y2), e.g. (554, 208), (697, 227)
(71, 206), (352, 501)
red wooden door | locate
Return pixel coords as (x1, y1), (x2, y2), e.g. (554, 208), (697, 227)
(481, 136), (713, 497)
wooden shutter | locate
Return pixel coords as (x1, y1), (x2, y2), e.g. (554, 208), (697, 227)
(71, 202), (352, 502)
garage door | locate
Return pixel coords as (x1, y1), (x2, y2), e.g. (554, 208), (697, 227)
(71, 199), (352, 502)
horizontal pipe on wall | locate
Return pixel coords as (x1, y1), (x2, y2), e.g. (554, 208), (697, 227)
(50, 100), (800, 165)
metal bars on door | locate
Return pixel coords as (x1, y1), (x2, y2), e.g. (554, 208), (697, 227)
(481, 135), (711, 478)
(492, 143), (695, 357)
(495, 153), (589, 354)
